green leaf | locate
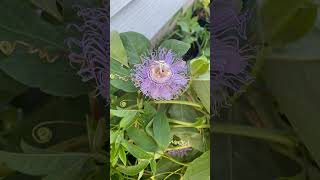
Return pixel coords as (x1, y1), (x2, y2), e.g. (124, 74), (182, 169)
(168, 100), (198, 123)
(110, 144), (119, 167)
(119, 113), (137, 129)
(126, 127), (158, 152)
(111, 109), (139, 129)
(171, 128), (207, 152)
(0, 1), (91, 96)
(116, 160), (150, 176)
(31, 0), (63, 22)
(110, 60), (137, 92)
(140, 102), (157, 127)
(119, 146), (127, 165)
(184, 151), (210, 180)
(192, 71), (210, 113)
(153, 112), (171, 150)
(263, 29), (320, 166)
(190, 55), (209, 77)
(150, 159), (157, 175)
(0, 151), (90, 176)
(260, 0), (317, 45)
(110, 79), (137, 93)
(110, 109), (140, 117)
(121, 140), (153, 159)
(110, 31), (128, 67)
(110, 130), (118, 144)
(120, 32), (151, 65)
(160, 39), (191, 57)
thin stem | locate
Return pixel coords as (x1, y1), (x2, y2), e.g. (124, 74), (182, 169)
(150, 168), (183, 179)
(212, 123), (298, 147)
(164, 168), (183, 180)
(161, 155), (190, 166)
(153, 100), (202, 109)
(168, 118), (210, 129)
(171, 124), (210, 129)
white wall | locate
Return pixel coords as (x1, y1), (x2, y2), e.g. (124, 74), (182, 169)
(110, 0), (195, 41)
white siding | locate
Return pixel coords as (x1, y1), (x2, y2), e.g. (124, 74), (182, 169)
(110, 0), (194, 41)
(110, 0), (134, 17)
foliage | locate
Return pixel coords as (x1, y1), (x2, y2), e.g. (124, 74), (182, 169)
(0, 0), (107, 180)
(109, 1), (211, 179)
(213, 0), (320, 180)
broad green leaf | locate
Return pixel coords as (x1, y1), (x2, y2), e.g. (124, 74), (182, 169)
(192, 71), (210, 113)
(184, 151), (210, 180)
(263, 29), (320, 166)
(119, 113), (137, 129)
(110, 109), (138, 129)
(140, 102), (156, 127)
(155, 158), (181, 179)
(42, 159), (90, 180)
(110, 79), (137, 93)
(120, 32), (151, 65)
(110, 109), (140, 117)
(260, 0), (317, 45)
(110, 144), (119, 167)
(0, 151), (90, 176)
(153, 112), (171, 150)
(110, 31), (128, 67)
(126, 127), (158, 152)
(171, 128), (207, 152)
(150, 159), (157, 175)
(119, 146), (127, 165)
(110, 130), (118, 144)
(121, 140), (153, 159)
(0, 1), (91, 96)
(160, 39), (191, 57)
(190, 55), (209, 77)
(168, 101), (198, 122)
(116, 160), (150, 176)
(110, 60), (137, 92)
(31, 0), (63, 22)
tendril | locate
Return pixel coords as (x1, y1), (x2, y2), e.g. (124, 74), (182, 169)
(32, 121), (84, 144)
(0, 40), (60, 63)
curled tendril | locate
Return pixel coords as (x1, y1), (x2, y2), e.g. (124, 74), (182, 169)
(31, 121), (83, 144)
(0, 40), (60, 62)
(119, 100), (127, 107)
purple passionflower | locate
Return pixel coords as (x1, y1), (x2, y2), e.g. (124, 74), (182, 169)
(66, 1), (108, 99)
(131, 48), (189, 100)
(166, 147), (192, 157)
(212, 0), (256, 115)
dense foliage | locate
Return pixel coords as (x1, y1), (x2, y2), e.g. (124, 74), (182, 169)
(110, 1), (211, 179)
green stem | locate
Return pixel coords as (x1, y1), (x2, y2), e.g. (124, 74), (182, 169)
(171, 124), (210, 129)
(212, 123), (297, 147)
(153, 100), (202, 109)
(150, 168), (183, 179)
(162, 155), (190, 167)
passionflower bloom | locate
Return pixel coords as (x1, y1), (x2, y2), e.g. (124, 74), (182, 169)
(166, 147), (192, 157)
(66, 1), (108, 99)
(212, 0), (256, 115)
(131, 48), (189, 100)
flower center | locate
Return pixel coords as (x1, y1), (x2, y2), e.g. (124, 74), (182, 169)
(149, 60), (173, 83)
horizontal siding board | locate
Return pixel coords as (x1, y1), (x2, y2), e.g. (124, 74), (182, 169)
(110, 0), (193, 40)
(110, 0), (134, 17)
